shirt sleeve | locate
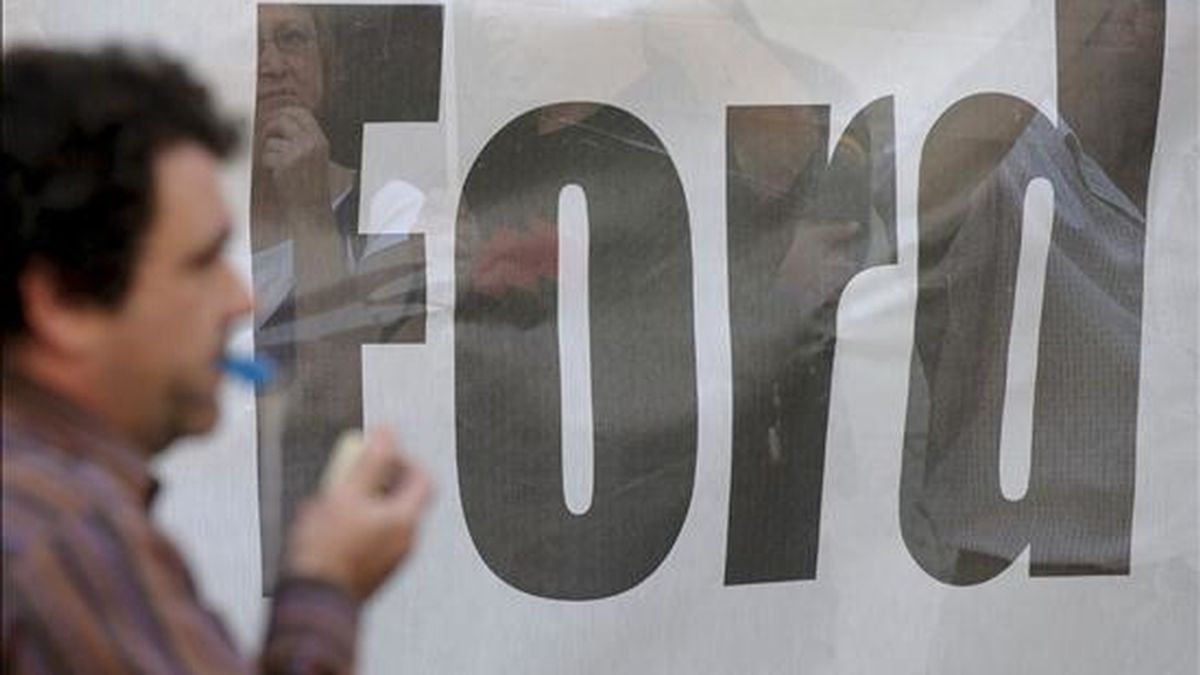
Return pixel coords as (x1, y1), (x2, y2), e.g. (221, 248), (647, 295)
(260, 577), (360, 675)
(3, 506), (360, 675)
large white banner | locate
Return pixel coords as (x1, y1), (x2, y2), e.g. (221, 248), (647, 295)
(5, 1), (1197, 673)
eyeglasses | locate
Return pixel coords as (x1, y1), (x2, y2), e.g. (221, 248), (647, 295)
(259, 25), (317, 55)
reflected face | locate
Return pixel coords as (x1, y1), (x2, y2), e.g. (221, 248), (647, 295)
(257, 5), (324, 114)
(101, 143), (253, 450)
(730, 106), (825, 199)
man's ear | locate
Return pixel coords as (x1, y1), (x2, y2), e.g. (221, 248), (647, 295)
(18, 260), (113, 358)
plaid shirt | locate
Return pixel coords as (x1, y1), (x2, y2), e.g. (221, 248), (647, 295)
(2, 374), (359, 674)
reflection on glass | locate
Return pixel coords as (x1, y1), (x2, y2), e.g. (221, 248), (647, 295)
(251, 3), (440, 588)
(900, 0), (1163, 584)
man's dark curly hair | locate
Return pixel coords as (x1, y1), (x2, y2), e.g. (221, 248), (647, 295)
(3, 47), (239, 339)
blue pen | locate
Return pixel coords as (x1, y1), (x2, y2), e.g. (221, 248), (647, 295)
(220, 353), (278, 388)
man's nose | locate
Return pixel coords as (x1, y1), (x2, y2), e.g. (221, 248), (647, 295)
(225, 263), (255, 320)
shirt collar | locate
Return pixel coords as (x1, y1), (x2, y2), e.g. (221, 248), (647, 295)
(1060, 125), (1145, 223)
(2, 371), (160, 507)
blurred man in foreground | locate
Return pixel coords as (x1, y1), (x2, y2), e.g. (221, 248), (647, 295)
(2, 47), (431, 674)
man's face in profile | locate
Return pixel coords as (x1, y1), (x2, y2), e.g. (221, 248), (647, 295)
(257, 5), (324, 116)
(99, 143), (252, 449)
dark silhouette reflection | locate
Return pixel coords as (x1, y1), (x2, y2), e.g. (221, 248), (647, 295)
(901, 0), (1164, 584)
(454, 104), (698, 600)
(250, 3), (441, 587)
(725, 100), (897, 584)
